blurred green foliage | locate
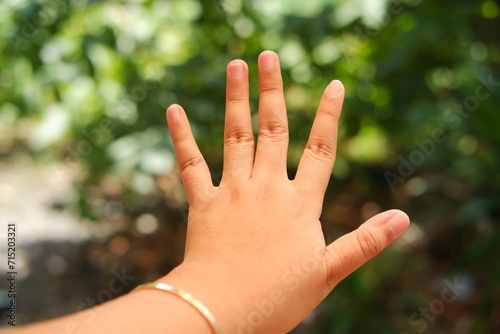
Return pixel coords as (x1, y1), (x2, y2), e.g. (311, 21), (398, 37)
(1, 0), (500, 332)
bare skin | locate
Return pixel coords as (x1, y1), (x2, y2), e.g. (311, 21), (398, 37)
(6, 51), (409, 334)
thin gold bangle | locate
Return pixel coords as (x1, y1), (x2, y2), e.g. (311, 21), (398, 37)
(132, 282), (222, 334)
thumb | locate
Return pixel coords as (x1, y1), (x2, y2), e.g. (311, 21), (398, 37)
(324, 209), (410, 290)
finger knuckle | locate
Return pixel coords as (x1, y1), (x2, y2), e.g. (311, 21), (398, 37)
(227, 95), (247, 104)
(224, 130), (254, 146)
(357, 228), (383, 259)
(305, 139), (336, 160)
(317, 105), (340, 122)
(258, 123), (288, 142)
(260, 83), (282, 94)
(180, 156), (204, 173)
(324, 247), (344, 290)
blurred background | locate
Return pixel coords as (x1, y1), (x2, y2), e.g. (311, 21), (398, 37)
(0, 0), (499, 333)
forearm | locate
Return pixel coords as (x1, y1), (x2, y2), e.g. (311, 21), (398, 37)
(6, 267), (220, 334)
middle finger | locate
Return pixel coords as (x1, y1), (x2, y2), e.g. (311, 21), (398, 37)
(252, 51), (289, 179)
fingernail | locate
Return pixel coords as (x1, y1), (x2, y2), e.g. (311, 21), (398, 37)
(260, 51), (275, 71)
(168, 105), (182, 123)
(229, 61), (244, 80)
(326, 80), (344, 97)
(386, 210), (410, 238)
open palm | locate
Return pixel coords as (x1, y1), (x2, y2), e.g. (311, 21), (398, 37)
(163, 50), (410, 334)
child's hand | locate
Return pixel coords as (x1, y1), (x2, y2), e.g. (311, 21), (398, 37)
(161, 50), (409, 334)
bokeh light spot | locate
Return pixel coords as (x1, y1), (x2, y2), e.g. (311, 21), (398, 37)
(481, 1), (499, 19)
(136, 213), (159, 235)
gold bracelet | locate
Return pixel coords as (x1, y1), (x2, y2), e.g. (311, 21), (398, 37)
(132, 282), (222, 334)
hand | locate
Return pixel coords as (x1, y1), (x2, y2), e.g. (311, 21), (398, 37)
(160, 50), (409, 334)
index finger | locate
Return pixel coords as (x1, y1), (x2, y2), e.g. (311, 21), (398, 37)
(293, 80), (344, 197)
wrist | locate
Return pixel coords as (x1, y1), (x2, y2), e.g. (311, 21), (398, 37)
(155, 261), (246, 333)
